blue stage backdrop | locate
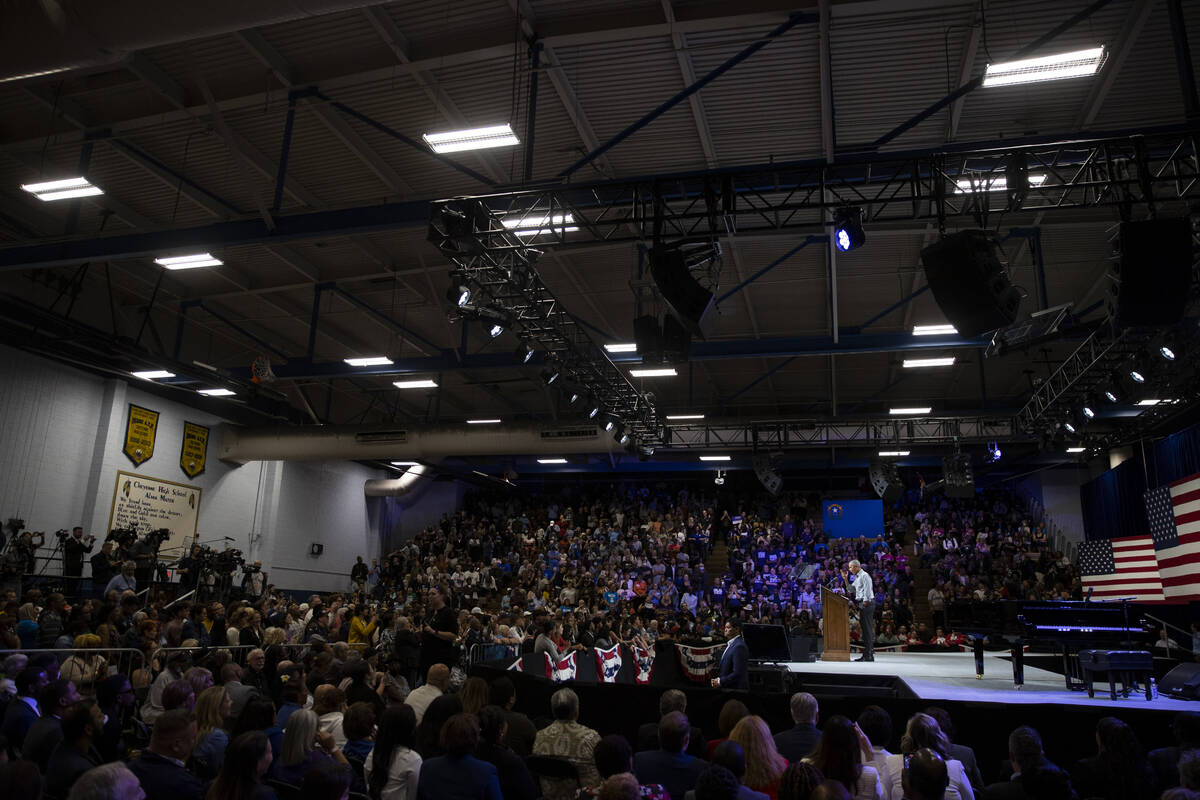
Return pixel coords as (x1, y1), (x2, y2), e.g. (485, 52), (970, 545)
(822, 499), (883, 538)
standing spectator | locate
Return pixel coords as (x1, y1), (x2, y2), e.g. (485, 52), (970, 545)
(1070, 717), (1156, 800)
(61, 635), (107, 696)
(36, 593), (67, 648)
(365, 705), (421, 800)
(534, 688), (602, 800)
(774, 694), (821, 764)
(416, 713), (501, 800)
(127, 709), (206, 800)
(44, 699), (104, 799)
(729, 716), (789, 800)
(24, 679), (81, 769)
(633, 712), (706, 800)
(804, 716), (882, 800)
(205, 730), (276, 800)
(2, 665), (47, 752)
(476, 705), (537, 800)
(314, 685), (348, 747)
(351, 557), (370, 595)
(142, 652), (189, 725)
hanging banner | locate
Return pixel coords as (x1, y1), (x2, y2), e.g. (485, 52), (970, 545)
(675, 643), (724, 683)
(106, 470), (201, 560)
(545, 652), (578, 682)
(123, 404), (159, 466)
(180, 422), (209, 479)
(593, 644), (623, 683)
(633, 644), (656, 685)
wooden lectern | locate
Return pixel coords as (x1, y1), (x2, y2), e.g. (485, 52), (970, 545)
(821, 587), (851, 662)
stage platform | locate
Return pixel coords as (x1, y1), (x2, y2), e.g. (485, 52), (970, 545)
(778, 650), (1196, 710)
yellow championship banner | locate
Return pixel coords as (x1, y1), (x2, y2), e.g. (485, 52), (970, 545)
(180, 422), (209, 479)
(123, 404), (159, 466)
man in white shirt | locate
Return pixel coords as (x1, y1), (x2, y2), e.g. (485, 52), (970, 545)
(404, 663), (450, 726)
(842, 560), (876, 662)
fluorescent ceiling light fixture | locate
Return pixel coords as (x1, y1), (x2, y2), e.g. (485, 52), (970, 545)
(878, 451), (910, 457)
(1137, 399), (1166, 406)
(472, 470), (489, 477)
(390, 461), (420, 466)
(501, 213), (578, 237)
(666, 414), (705, 420)
(630, 367), (678, 377)
(131, 370), (175, 380)
(700, 455), (731, 462)
(154, 252), (223, 269)
(466, 418), (501, 424)
(903, 357), (956, 368)
(344, 356), (393, 367)
(537, 458), (568, 464)
(197, 388), (235, 397)
(1066, 447), (1086, 453)
(423, 124), (520, 154)
(953, 174), (1047, 194)
(889, 407), (932, 415)
(393, 379), (438, 389)
(21, 176), (103, 201)
(912, 324), (958, 336)
(604, 343), (638, 353)
(983, 46), (1106, 87)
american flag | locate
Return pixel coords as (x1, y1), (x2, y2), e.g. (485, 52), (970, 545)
(1145, 473), (1200, 601)
(1078, 536), (1165, 601)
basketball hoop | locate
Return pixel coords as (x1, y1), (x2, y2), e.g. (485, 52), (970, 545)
(251, 353), (276, 384)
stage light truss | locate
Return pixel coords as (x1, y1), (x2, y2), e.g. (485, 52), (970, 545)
(430, 131), (1200, 246)
(661, 416), (1025, 449)
(428, 199), (662, 443)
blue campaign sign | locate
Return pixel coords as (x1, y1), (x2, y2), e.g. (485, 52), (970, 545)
(822, 499), (884, 538)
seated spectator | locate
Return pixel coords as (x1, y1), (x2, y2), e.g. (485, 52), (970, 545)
(24, 678), (81, 770)
(881, 714), (970, 800)
(693, 766), (741, 800)
(902, 749), (949, 800)
(488, 677), (536, 757)
(162, 680), (196, 714)
(708, 700), (750, 760)
(127, 709), (206, 800)
(0, 760), (42, 800)
(777, 762), (824, 800)
(1179, 750), (1200, 793)
(690, 740), (769, 800)
(230, 699), (285, 777)
(206, 730), (276, 800)
(979, 725), (1071, 800)
(314, 685), (348, 748)
(633, 711), (706, 800)
(804, 716), (881, 800)
(1069, 716), (1156, 800)
(220, 663), (260, 720)
(274, 669), (306, 730)
(1149, 712), (1200, 791)
(95, 675), (137, 763)
(476, 705), (536, 800)
(364, 704), (421, 800)
(599, 773), (644, 800)
(414, 694), (462, 759)
(458, 677), (490, 717)
(191, 685), (232, 779)
(415, 712), (501, 800)
(582, 733), (668, 800)
(44, 699), (104, 799)
(142, 651), (189, 726)
(185, 668), (214, 698)
(342, 701), (377, 764)
(637, 691), (706, 759)
(60, 635), (107, 695)
(855, 707), (892, 780)
(730, 716), (789, 800)
(301, 760), (353, 800)
(774, 694), (821, 763)
(67, 762), (142, 800)
(534, 688), (602, 800)
(922, 708), (982, 792)
(276, 708), (350, 786)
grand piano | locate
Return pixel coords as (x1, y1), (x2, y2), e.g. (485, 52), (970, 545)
(948, 599), (1154, 690)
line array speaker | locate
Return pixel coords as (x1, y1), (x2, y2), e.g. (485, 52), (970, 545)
(920, 229), (1022, 337)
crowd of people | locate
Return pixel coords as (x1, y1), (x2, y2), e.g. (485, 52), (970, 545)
(0, 480), (1186, 800)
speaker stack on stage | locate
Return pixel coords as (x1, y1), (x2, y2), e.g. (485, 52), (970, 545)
(1160, 663), (1200, 700)
(1111, 218), (1193, 328)
(920, 229), (1022, 337)
(868, 458), (904, 503)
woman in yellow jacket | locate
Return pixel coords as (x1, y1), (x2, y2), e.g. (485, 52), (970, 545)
(348, 604), (378, 649)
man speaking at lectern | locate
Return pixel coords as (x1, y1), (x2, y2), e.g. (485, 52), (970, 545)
(842, 560), (876, 662)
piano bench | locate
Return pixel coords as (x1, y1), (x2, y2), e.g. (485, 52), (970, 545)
(1078, 649), (1155, 701)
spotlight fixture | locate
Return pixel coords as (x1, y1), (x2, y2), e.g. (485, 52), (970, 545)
(889, 407), (932, 415)
(666, 414), (705, 420)
(588, 402), (601, 419)
(1063, 421), (1077, 434)
(487, 321), (505, 338)
(21, 176), (103, 201)
(1160, 343), (1176, 361)
(567, 391), (580, 405)
(501, 213), (578, 238)
(1129, 369), (1146, 384)
(519, 343), (536, 364)
(629, 367), (677, 377)
(466, 419), (501, 424)
(445, 272), (471, 307)
(987, 440), (1002, 462)
(714, 469), (726, 486)
(619, 432), (631, 446)
(833, 207), (866, 252)
(540, 367), (560, 385)
(1081, 398), (1096, 420)
(700, 455), (731, 462)
(604, 418), (616, 432)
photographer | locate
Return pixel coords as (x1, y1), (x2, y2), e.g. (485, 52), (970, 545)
(90, 541), (119, 596)
(130, 530), (168, 587)
(62, 527), (96, 595)
(2, 530), (44, 595)
(176, 544), (202, 592)
(241, 560), (267, 602)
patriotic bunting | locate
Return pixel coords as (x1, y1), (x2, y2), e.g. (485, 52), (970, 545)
(594, 644), (623, 683)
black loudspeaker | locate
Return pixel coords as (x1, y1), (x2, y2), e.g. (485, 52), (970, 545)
(754, 454), (784, 496)
(650, 247), (717, 338)
(868, 459), (903, 503)
(1160, 662), (1200, 700)
(662, 315), (692, 364)
(1112, 219), (1193, 328)
(920, 229), (1021, 337)
(748, 665), (789, 694)
(633, 315), (664, 364)
(943, 453), (974, 499)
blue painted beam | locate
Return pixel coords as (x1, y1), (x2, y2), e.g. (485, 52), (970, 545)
(850, 285), (930, 333)
(716, 236), (824, 305)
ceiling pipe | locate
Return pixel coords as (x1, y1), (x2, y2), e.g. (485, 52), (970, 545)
(0, 0), (397, 84)
(364, 464), (428, 497)
(219, 422), (621, 464)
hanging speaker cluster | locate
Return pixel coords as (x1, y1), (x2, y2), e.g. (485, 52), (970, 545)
(1110, 219), (1192, 328)
(920, 230), (1021, 338)
(649, 245), (718, 339)
(753, 453), (784, 496)
(942, 452), (974, 498)
(633, 314), (691, 365)
(868, 458), (904, 503)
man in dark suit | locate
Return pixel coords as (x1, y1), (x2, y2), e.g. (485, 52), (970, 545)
(1149, 711), (1200, 791)
(773, 692), (821, 763)
(127, 709), (207, 800)
(924, 706), (983, 791)
(637, 689), (707, 759)
(980, 726), (1074, 800)
(23, 679), (80, 770)
(1, 665), (46, 752)
(43, 699), (104, 800)
(633, 712), (707, 800)
(712, 620), (749, 690)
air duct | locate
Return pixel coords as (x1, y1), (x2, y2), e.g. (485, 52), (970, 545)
(364, 465), (428, 498)
(219, 422), (619, 464)
(0, 1), (397, 84)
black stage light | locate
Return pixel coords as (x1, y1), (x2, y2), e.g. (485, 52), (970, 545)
(540, 367), (560, 385)
(833, 207), (866, 252)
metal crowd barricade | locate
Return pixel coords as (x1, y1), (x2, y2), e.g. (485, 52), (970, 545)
(0, 646), (146, 693)
(467, 642), (520, 668)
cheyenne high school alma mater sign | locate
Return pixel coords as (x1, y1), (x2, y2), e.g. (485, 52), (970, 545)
(106, 470), (202, 559)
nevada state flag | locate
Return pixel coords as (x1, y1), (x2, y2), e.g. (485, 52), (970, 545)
(633, 644), (655, 685)
(594, 644), (622, 683)
(675, 643), (723, 683)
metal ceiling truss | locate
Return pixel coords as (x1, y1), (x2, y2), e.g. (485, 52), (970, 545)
(428, 198), (662, 445)
(663, 415), (1024, 450)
